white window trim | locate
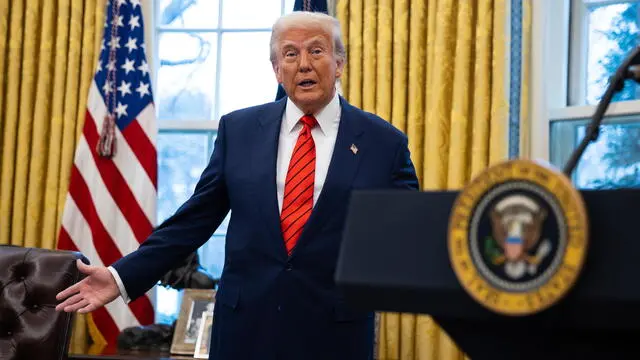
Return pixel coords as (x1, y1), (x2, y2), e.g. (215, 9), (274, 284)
(530, 0), (640, 162)
(142, 1), (156, 103)
(530, 0), (568, 161)
(550, 99), (640, 120)
(569, 0), (588, 105)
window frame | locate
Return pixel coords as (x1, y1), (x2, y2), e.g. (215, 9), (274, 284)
(530, 0), (640, 163)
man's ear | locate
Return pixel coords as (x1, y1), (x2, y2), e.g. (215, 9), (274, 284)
(335, 58), (345, 79)
(273, 62), (283, 83)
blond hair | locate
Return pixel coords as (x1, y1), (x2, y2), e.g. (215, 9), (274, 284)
(269, 11), (346, 64)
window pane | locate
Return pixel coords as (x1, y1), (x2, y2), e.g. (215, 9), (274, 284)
(585, 2), (640, 104)
(157, 32), (217, 120)
(221, 0), (282, 28)
(156, 132), (228, 325)
(218, 32), (278, 116)
(156, 132), (211, 325)
(157, 0), (219, 28)
(155, 286), (182, 325)
(157, 132), (212, 222)
(199, 133), (228, 280)
(550, 118), (640, 189)
(284, 0), (296, 13)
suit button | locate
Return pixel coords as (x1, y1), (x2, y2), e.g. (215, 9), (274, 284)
(285, 263), (293, 271)
(277, 305), (282, 312)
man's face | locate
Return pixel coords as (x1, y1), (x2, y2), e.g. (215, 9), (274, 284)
(273, 26), (344, 114)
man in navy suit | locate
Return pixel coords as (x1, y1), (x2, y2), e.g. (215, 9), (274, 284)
(57, 11), (418, 360)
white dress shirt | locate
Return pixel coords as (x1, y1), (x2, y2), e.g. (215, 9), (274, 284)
(277, 93), (341, 212)
(109, 93), (342, 303)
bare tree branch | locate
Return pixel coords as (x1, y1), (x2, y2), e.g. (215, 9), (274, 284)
(160, 33), (211, 66)
(161, 0), (197, 26)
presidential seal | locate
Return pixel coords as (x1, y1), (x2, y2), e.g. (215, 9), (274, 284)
(448, 159), (588, 316)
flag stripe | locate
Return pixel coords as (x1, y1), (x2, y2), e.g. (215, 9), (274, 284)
(73, 136), (142, 256)
(68, 166), (122, 266)
(60, 197), (91, 256)
(91, 307), (121, 343)
(136, 103), (157, 148)
(59, 229), (127, 341)
(114, 125), (157, 224)
(127, 293), (154, 325)
(83, 113), (154, 244)
(57, 225), (79, 252)
(121, 118), (157, 186)
(61, 196), (144, 330)
(88, 82), (157, 223)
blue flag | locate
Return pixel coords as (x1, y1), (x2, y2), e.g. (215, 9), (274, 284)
(292, 0), (328, 13)
(275, 0), (329, 101)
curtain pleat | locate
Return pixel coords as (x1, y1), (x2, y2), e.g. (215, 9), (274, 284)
(423, 0), (456, 190)
(0, 0), (9, 158)
(348, 0), (363, 107)
(25, 0), (53, 248)
(337, 0), (349, 97)
(41, 0), (71, 249)
(362, 0), (377, 112)
(0, 0), (25, 245)
(470, 0), (494, 178)
(337, 0), (515, 358)
(390, 0), (408, 132)
(407, 0), (426, 183)
(447, 0), (474, 190)
(12, 0), (41, 247)
(375, 0), (392, 121)
(489, 0), (507, 165)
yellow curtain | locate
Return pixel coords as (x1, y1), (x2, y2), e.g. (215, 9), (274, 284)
(0, 0), (106, 354)
(337, 0), (530, 358)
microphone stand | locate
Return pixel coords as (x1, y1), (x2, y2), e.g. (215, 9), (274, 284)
(563, 46), (640, 177)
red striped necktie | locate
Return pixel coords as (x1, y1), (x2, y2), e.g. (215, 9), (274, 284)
(281, 114), (317, 255)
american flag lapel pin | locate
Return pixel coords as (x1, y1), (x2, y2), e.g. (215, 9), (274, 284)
(350, 144), (358, 154)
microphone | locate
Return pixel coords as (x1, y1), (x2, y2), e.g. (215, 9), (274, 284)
(563, 45), (640, 177)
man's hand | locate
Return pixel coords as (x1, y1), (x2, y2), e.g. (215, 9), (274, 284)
(55, 259), (120, 313)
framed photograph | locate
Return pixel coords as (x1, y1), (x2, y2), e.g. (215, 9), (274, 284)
(194, 311), (214, 359)
(170, 288), (216, 355)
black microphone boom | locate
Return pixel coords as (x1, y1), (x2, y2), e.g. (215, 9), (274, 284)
(563, 45), (640, 177)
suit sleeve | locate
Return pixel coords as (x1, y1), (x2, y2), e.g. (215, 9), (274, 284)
(391, 136), (420, 190)
(111, 115), (231, 301)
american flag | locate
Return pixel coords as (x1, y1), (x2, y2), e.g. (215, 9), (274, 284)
(57, 0), (156, 346)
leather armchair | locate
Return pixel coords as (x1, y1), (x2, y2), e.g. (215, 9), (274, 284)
(0, 245), (87, 360)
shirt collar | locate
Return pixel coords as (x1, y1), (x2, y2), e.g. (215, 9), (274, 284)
(285, 92), (340, 135)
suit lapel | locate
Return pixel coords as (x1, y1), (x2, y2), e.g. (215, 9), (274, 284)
(255, 98), (288, 259)
(291, 97), (365, 257)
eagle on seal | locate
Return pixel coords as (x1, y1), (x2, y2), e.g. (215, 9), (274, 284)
(489, 194), (550, 279)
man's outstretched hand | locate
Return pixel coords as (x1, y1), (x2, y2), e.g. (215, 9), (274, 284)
(55, 259), (120, 313)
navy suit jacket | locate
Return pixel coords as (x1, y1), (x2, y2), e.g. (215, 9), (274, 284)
(112, 96), (419, 360)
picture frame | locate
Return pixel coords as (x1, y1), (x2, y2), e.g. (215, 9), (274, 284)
(169, 288), (216, 355)
(194, 311), (214, 359)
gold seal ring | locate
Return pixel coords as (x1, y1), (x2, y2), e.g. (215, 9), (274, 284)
(448, 159), (588, 316)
